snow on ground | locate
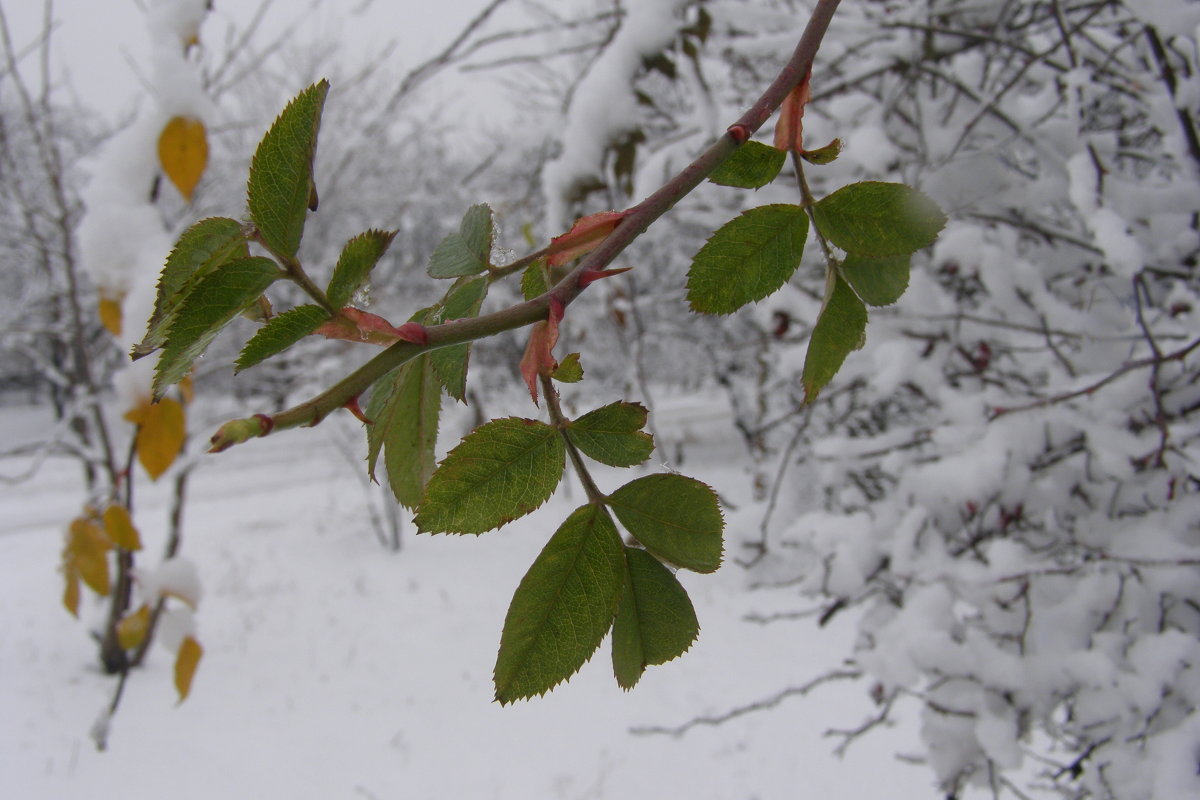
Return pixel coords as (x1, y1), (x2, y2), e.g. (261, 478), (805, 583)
(2, 400), (932, 799)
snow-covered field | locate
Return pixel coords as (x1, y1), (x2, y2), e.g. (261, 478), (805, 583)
(2, 401), (932, 799)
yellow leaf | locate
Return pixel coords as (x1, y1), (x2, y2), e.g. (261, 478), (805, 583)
(117, 604), (152, 651)
(175, 635), (203, 702)
(137, 397), (186, 480)
(124, 398), (148, 425)
(67, 517), (113, 596)
(98, 296), (123, 337)
(62, 561), (81, 617)
(158, 116), (208, 202)
(103, 504), (142, 551)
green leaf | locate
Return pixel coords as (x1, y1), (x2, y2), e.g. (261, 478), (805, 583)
(686, 204), (809, 315)
(494, 504), (624, 704)
(802, 273), (868, 401)
(812, 181), (946, 257)
(612, 547), (699, 689)
(709, 140), (786, 189)
(247, 80), (329, 259)
(840, 252), (910, 307)
(235, 304), (327, 371)
(327, 229), (397, 309)
(521, 261), (548, 300)
(428, 203), (494, 278)
(366, 356), (441, 509)
(567, 402), (654, 468)
(607, 474), (723, 573)
(429, 276), (488, 402)
(552, 352), (584, 383)
(801, 137), (843, 165)
(154, 257), (282, 396)
(135, 217), (248, 358)
(414, 417), (564, 534)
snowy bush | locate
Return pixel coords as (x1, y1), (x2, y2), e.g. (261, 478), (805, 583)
(707, 2), (1200, 797)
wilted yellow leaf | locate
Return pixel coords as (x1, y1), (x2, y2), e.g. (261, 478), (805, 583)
(158, 116), (208, 202)
(137, 397), (186, 480)
(175, 635), (203, 702)
(62, 561), (81, 617)
(98, 295), (123, 337)
(103, 504), (142, 551)
(67, 517), (113, 596)
(117, 604), (152, 651)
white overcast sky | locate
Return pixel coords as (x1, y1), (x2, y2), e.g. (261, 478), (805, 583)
(2, 0), (513, 121)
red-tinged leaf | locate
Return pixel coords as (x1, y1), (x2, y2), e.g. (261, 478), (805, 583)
(394, 322), (429, 345)
(520, 322), (556, 403)
(519, 299), (564, 403)
(175, 636), (203, 702)
(316, 307), (407, 346)
(547, 210), (627, 267)
(774, 69), (812, 153)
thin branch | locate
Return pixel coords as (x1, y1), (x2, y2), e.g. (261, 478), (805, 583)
(210, 0), (846, 451)
(542, 373), (607, 505)
(629, 669), (862, 737)
(989, 335), (1200, 419)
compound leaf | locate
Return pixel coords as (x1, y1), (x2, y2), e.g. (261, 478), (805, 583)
(428, 203), (494, 278)
(247, 80), (329, 259)
(154, 257), (282, 396)
(840, 252), (910, 307)
(813, 181), (945, 257)
(414, 417), (564, 534)
(709, 140), (786, 189)
(607, 474), (724, 573)
(494, 504), (624, 704)
(552, 352), (583, 383)
(327, 229), (397, 309)
(236, 304), (328, 372)
(802, 273), (868, 401)
(429, 276), (488, 402)
(521, 261), (549, 300)
(686, 204), (808, 315)
(612, 547), (699, 689)
(567, 402), (654, 468)
(366, 355), (441, 510)
(135, 217), (248, 358)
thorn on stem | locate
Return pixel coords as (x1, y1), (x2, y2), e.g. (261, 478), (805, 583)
(344, 396), (372, 425)
(578, 267), (632, 288)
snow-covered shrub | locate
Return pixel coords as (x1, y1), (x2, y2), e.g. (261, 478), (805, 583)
(727, 2), (1200, 797)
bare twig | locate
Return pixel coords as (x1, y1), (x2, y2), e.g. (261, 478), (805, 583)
(630, 669), (862, 737)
